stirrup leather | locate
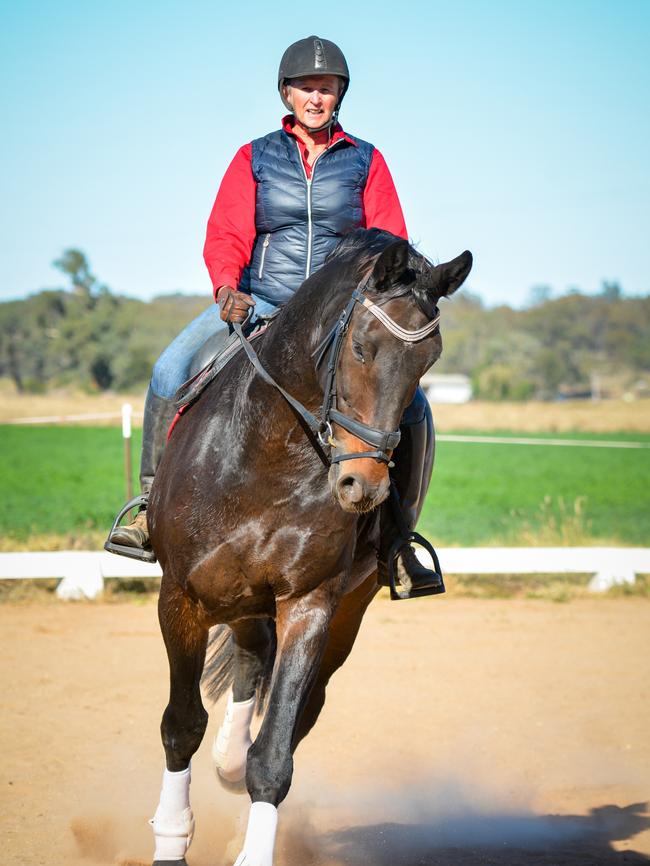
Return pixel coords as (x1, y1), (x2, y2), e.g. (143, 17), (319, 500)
(104, 493), (157, 563)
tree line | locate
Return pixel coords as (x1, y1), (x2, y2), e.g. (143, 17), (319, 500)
(1, 249), (648, 399)
(435, 286), (650, 399)
(0, 250), (207, 394)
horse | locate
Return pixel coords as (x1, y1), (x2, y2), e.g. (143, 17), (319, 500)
(146, 228), (472, 866)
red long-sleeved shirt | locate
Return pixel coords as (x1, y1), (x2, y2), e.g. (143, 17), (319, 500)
(204, 118), (407, 298)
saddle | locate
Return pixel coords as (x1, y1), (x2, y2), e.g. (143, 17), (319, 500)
(168, 313), (277, 436)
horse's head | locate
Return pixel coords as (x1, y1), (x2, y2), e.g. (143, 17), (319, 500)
(326, 235), (472, 513)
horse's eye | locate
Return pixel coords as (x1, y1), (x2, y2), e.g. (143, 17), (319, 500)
(352, 341), (365, 363)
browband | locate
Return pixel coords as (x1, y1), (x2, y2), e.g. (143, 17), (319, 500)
(359, 297), (440, 342)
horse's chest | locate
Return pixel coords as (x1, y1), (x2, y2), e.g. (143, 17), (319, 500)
(184, 485), (354, 616)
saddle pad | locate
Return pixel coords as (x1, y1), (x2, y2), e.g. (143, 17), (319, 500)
(167, 319), (271, 440)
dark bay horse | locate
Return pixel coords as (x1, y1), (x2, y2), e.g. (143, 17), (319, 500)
(147, 229), (472, 866)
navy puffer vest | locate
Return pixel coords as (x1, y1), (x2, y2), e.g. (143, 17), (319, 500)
(239, 128), (374, 306)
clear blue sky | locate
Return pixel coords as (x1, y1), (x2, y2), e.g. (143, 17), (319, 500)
(1, 0), (648, 307)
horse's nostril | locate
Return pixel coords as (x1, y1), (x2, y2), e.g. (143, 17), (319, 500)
(337, 474), (364, 503)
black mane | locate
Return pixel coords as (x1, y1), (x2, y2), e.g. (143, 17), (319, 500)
(267, 229), (439, 368)
(329, 229), (435, 286)
(326, 227), (399, 269)
(327, 228), (438, 317)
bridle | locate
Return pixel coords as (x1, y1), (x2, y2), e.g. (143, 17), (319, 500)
(234, 274), (440, 469)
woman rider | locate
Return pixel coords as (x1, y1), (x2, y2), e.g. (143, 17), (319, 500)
(107, 35), (440, 595)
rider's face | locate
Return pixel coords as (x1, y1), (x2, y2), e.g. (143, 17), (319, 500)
(283, 75), (341, 130)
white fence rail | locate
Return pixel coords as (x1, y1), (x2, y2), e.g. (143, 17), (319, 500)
(1, 548), (648, 599)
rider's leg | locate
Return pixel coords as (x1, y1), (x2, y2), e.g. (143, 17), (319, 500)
(108, 304), (229, 552)
(107, 296), (279, 554)
(378, 386), (440, 592)
(150, 303), (231, 401)
(147, 292), (275, 401)
(397, 385), (435, 526)
(107, 385), (177, 549)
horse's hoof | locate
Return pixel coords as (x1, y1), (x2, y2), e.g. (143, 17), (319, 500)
(152, 860), (188, 865)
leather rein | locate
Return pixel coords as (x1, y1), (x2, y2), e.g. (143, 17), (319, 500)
(233, 276), (440, 469)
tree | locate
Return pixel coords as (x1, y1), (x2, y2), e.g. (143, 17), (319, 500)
(52, 249), (102, 306)
(600, 280), (622, 302)
(526, 284), (553, 307)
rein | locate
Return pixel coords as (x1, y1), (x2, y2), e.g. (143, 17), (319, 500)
(233, 276), (440, 469)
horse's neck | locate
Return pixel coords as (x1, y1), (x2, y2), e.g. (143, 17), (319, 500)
(229, 271), (353, 447)
(256, 292), (328, 409)
(221, 325), (324, 479)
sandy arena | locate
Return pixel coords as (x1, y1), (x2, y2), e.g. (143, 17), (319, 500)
(2, 596), (649, 865)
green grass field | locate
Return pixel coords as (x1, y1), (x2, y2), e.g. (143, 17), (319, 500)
(421, 432), (650, 546)
(1, 425), (649, 548)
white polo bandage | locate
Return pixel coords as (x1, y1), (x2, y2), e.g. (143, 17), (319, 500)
(233, 801), (278, 866)
(213, 692), (255, 783)
(150, 765), (194, 860)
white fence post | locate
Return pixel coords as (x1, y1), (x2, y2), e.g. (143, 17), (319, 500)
(56, 554), (105, 600)
(122, 402), (133, 501)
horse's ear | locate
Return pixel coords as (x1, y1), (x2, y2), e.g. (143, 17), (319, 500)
(431, 250), (473, 297)
(370, 239), (411, 291)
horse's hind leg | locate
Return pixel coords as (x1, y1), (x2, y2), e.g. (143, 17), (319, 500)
(213, 617), (274, 789)
(151, 582), (209, 865)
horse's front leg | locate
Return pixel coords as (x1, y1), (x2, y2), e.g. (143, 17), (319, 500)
(152, 582), (209, 866)
(233, 588), (338, 866)
(293, 572), (379, 748)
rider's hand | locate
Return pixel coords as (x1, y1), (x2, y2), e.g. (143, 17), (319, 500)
(216, 286), (256, 324)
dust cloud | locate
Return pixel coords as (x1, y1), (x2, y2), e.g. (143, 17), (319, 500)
(68, 769), (650, 865)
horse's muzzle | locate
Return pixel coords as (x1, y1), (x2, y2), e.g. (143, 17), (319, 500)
(330, 465), (391, 514)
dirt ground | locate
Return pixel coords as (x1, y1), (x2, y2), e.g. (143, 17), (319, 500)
(1, 596), (649, 866)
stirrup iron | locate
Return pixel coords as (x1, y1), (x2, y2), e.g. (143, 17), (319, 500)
(386, 481), (445, 600)
(387, 531), (445, 600)
(104, 493), (157, 563)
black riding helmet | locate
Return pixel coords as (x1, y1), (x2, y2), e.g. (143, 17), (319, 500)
(278, 36), (350, 129)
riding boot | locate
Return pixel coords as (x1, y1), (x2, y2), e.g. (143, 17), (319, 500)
(378, 388), (444, 598)
(105, 386), (177, 561)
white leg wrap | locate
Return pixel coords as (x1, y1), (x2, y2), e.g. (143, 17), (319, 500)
(213, 692), (255, 784)
(233, 802), (278, 866)
(150, 766), (195, 861)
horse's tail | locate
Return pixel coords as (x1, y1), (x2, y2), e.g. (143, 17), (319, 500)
(201, 622), (276, 712)
(201, 625), (235, 703)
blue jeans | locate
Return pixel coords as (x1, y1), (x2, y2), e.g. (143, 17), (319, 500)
(151, 294), (279, 399)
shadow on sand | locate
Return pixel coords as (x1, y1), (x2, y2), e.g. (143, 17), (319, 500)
(283, 802), (650, 866)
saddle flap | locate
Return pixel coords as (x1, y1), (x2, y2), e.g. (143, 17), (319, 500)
(173, 318), (272, 412)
